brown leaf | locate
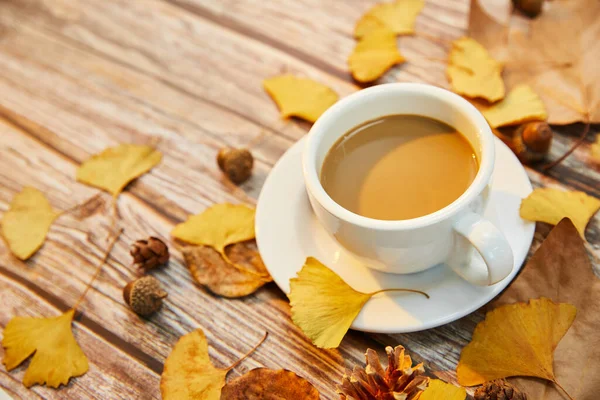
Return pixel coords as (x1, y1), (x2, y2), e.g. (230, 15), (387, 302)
(470, 0), (600, 124)
(493, 219), (600, 399)
(221, 368), (320, 400)
(182, 240), (271, 298)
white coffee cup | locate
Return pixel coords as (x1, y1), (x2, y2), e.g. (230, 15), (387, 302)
(302, 83), (513, 286)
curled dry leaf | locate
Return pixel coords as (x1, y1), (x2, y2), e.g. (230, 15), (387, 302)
(263, 75), (338, 123)
(348, 27), (405, 83)
(171, 203), (255, 255)
(161, 329), (267, 400)
(354, 0), (424, 38)
(480, 85), (547, 128)
(492, 219), (600, 399)
(221, 368), (320, 400)
(457, 298), (576, 386)
(2, 310), (88, 388)
(289, 257), (428, 348)
(520, 188), (600, 238)
(1, 187), (59, 260)
(182, 240), (271, 298)
(76, 144), (162, 197)
(337, 345), (429, 400)
(446, 37), (504, 102)
(421, 379), (466, 400)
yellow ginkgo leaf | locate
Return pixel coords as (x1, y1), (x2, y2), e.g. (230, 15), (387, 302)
(457, 298), (576, 386)
(354, 0), (425, 38)
(161, 328), (267, 400)
(76, 144), (162, 197)
(1, 187), (59, 260)
(421, 380), (466, 400)
(289, 257), (428, 348)
(481, 85), (548, 128)
(520, 188), (600, 238)
(2, 309), (88, 388)
(161, 329), (227, 400)
(348, 27), (405, 83)
(171, 203), (255, 254)
(263, 75), (338, 123)
(447, 37), (505, 102)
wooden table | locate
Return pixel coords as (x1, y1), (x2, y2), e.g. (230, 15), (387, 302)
(0, 0), (598, 398)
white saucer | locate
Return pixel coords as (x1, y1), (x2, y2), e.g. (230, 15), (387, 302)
(256, 137), (535, 333)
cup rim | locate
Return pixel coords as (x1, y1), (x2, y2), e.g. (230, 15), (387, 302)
(302, 83), (495, 231)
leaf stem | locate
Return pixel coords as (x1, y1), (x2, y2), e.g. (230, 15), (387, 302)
(542, 122), (590, 170)
(226, 331), (268, 371)
(369, 288), (430, 299)
(553, 379), (575, 400)
(72, 228), (123, 312)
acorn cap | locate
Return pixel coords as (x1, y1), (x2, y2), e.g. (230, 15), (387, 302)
(123, 276), (168, 316)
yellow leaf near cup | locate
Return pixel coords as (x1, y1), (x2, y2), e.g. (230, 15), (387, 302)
(348, 27), (405, 83)
(354, 0), (425, 38)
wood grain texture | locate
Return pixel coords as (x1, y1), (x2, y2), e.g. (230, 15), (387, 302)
(0, 0), (598, 398)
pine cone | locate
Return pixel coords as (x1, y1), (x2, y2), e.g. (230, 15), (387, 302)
(130, 237), (169, 270)
(336, 346), (429, 400)
(474, 380), (527, 400)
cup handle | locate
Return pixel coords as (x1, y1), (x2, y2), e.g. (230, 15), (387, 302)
(449, 210), (514, 286)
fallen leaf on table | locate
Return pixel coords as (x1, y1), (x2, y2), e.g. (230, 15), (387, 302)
(161, 329), (267, 400)
(492, 219), (600, 399)
(421, 379), (466, 400)
(221, 368), (320, 400)
(354, 0), (425, 38)
(76, 144), (162, 197)
(171, 203), (255, 255)
(182, 240), (271, 298)
(457, 298), (576, 386)
(337, 345), (429, 399)
(470, 0), (600, 124)
(446, 37), (504, 102)
(480, 85), (547, 128)
(263, 75), (338, 123)
(2, 309), (88, 388)
(1, 187), (59, 260)
(289, 257), (428, 348)
(520, 188), (600, 238)
(348, 27), (405, 83)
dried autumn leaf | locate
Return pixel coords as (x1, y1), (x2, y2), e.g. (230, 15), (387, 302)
(76, 144), (162, 197)
(421, 379), (466, 400)
(2, 309), (88, 388)
(1, 187), (59, 260)
(289, 257), (427, 348)
(182, 240), (271, 298)
(161, 329), (266, 400)
(520, 188), (600, 238)
(480, 85), (548, 128)
(457, 298), (576, 386)
(263, 75), (338, 123)
(348, 27), (405, 83)
(446, 37), (504, 102)
(493, 219), (600, 399)
(221, 368), (320, 400)
(171, 203), (255, 255)
(470, 0), (600, 124)
(354, 0), (425, 38)
(337, 345), (429, 400)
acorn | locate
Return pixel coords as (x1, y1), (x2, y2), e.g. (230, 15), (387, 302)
(123, 276), (168, 316)
(217, 147), (253, 184)
(495, 121), (552, 164)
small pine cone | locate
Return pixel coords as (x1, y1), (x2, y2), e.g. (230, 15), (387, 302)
(130, 237), (169, 270)
(474, 380), (527, 400)
(336, 345), (429, 400)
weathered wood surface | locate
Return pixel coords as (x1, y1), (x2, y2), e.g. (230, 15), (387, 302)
(0, 0), (597, 398)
